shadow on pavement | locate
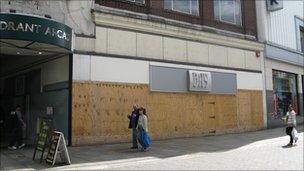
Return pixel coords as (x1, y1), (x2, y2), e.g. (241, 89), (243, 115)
(1, 125), (303, 170)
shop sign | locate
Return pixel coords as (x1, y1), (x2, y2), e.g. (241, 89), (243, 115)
(188, 70), (212, 92)
(266, 0), (283, 11)
(46, 131), (70, 166)
(0, 13), (72, 50)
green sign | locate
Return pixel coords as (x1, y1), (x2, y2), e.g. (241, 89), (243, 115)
(36, 119), (49, 151)
(0, 13), (72, 51)
(33, 117), (53, 163)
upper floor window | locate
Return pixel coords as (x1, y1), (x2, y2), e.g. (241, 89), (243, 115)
(300, 27), (304, 53)
(164, 0), (199, 16)
(295, 17), (304, 53)
(214, 0), (242, 26)
(125, 0), (145, 4)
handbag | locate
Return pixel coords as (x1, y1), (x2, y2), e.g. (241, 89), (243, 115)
(292, 128), (298, 140)
(142, 132), (151, 148)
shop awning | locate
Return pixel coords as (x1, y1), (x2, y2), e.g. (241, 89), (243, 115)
(0, 13), (72, 56)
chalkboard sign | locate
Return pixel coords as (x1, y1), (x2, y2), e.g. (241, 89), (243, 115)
(32, 117), (53, 163)
(46, 131), (71, 166)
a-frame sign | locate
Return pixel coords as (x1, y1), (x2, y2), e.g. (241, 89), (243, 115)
(32, 117), (53, 163)
(46, 131), (71, 166)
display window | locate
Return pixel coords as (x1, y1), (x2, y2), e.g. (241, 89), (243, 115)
(272, 70), (298, 118)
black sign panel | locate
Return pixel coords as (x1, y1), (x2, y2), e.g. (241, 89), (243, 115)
(46, 132), (61, 165)
(46, 131), (71, 166)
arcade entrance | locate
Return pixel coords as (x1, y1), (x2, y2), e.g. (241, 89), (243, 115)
(0, 13), (72, 147)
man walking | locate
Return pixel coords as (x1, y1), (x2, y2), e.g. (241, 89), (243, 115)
(128, 104), (139, 149)
(8, 105), (26, 150)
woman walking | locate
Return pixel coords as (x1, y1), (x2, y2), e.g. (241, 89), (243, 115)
(137, 107), (150, 151)
(284, 104), (297, 147)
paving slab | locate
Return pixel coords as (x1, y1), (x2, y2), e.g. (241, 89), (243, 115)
(0, 126), (303, 170)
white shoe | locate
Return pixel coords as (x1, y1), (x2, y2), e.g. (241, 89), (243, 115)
(8, 146), (17, 150)
(18, 143), (25, 149)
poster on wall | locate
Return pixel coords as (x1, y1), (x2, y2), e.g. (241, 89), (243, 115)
(266, 0), (283, 11)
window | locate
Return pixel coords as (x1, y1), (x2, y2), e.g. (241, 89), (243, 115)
(300, 27), (304, 53)
(295, 17), (304, 52)
(214, 0), (242, 25)
(164, 0), (199, 16)
(272, 70), (299, 118)
(125, 0), (145, 4)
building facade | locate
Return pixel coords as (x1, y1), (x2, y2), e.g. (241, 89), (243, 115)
(1, 0), (266, 146)
(256, 0), (304, 128)
(71, 0), (265, 146)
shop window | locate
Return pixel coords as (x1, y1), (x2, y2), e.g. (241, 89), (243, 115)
(214, 0), (242, 26)
(125, 0), (145, 4)
(272, 70), (298, 117)
(164, 0), (199, 16)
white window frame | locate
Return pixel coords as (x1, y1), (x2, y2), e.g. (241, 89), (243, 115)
(300, 27), (304, 53)
(295, 16), (304, 53)
(215, 0), (242, 26)
(165, 0), (199, 16)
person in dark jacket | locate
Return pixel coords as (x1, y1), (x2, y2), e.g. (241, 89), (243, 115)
(8, 105), (26, 150)
(128, 104), (139, 149)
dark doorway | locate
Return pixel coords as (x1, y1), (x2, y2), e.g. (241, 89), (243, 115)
(0, 54), (70, 147)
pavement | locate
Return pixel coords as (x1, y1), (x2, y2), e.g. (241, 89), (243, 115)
(0, 126), (303, 170)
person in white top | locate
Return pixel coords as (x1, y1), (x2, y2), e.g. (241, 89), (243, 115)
(284, 105), (298, 146)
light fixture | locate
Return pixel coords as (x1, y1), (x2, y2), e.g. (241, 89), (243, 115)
(17, 52), (20, 55)
(45, 14), (52, 19)
(38, 52), (42, 55)
(9, 9), (16, 13)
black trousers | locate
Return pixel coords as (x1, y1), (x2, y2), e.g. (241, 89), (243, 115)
(9, 127), (23, 147)
(285, 126), (294, 144)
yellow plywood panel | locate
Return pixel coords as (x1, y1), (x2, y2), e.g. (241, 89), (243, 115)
(72, 82), (264, 146)
(237, 90), (264, 131)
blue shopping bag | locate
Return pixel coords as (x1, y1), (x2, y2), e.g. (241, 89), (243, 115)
(142, 132), (151, 148)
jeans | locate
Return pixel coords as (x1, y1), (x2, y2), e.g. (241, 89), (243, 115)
(132, 127), (138, 147)
(286, 126), (294, 144)
(9, 127), (23, 147)
(137, 126), (145, 148)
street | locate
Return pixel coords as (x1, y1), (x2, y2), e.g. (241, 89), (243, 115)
(1, 126), (303, 170)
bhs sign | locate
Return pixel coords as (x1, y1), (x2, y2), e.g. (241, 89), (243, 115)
(188, 70), (211, 92)
(266, 0), (283, 11)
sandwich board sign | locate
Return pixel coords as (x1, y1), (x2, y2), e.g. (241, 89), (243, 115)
(32, 117), (53, 163)
(46, 131), (71, 166)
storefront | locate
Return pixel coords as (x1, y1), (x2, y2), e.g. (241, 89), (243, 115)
(70, 9), (266, 146)
(0, 13), (73, 146)
(265, 44), (304, 128)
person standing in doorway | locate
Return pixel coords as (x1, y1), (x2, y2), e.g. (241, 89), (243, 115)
(284, 104), (297, 147)
(128, 104), (139, 149)
(8, 105), (26, 150)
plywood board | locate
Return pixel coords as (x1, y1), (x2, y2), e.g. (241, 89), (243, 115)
(72, 82), (264, 146)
